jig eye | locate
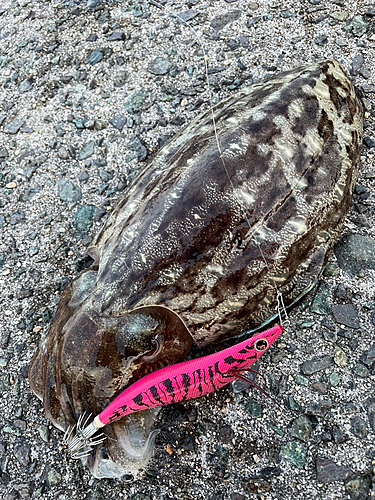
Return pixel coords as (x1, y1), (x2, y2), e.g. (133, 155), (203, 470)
(254, 339), (268, 352)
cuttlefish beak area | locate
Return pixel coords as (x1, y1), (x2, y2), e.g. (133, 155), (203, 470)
(28, 286), (193, 478)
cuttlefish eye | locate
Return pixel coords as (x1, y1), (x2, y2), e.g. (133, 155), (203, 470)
(254, 339), (269, 352)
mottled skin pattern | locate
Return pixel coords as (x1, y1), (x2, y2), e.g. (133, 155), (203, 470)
(28, 60), (363, 478)
(87, 60), (363, 346)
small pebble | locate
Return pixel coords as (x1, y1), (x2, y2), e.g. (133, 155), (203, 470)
(300, 356), (333, 375)
(148, 57), (172, 75)
(288, 416), (312, 443)
(345, 474), (372, 500)
(280, 441), (306, 469)
(352, 362), (369, 378)
(350, 416), (367, 438)
(334, 347), (347, 367)
(332, 304), (360, 329)
(244, 399), (262, 418)
(316, 457), (352, 484)
(329, 372), (340, 387)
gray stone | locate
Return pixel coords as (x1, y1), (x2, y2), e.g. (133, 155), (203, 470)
(281, 10), (295, 18)
(330, 11), (349, 22)
(332, 304), (360, 329)
(4, 118), (24, 134)
(17, 287), (33, 299)
(128, 136), (148, 161)
(47, 468), (62, 486)
(84, 119), (95, 129)
(266, 422), (285, 436)
(210, 10), (241, 30)
(323, 329), (337, 343)
(87, 0), (104, 8)
(244, 399), (262, 418)
(352, 362), (369, 378)
(323, 262), (340, 277)
(363, 137), (375, 148)
(73, 117), (85, 128)
(300, 355), (333, 375)
(3, 492), (17, 500)
(219, 424), (234, 443)
(310, 382), (328, 394)
(315, 34), (328, 46)
(305, 399), (332, 416)
(177, 9), (198, 23)
(148, 57), (172, 75)
(329, 371), (340, 387)
(113, 70), (127, 87)
(334, 234), (375, 274)
(57, 145), (70, 160)
(98, 169), (113, 182)
(288, 416), (312, 443)
(332, 425), (348, 444)
(310, 281), (331, 315)
(340, 403), (357, 415)
(0, 147), (8, 158)
(37, 424), (50, 442)
(14, 420), (26, 431)
(13, 443), (31, 466)
(87, 48), (104, 65)
(73, 204), (95, 236)
(86, 491), (105, 500)
(335, 37), (348, 47)
(351, 54), (364, 74)
(95, 120), (107, 130)
(295, 374), (309, 385)
(98, 183), (109, 195)
(344, 15), (368, 37)
(359, 343), (375, 368)
(124, 90), (146, 112)
(280, 441), (306, 469)
(365, 398), (375, 433)
(79, 141), (95, 160)
(355, 183), (368, 195)
(13, 484), (30, 499)
(316, 457), (352, 484)
(345, 474), (372, 500)
(28, 245), (39, 257)
(109, 115), (126, 131)
(350, 415), (367, 438)
(106, 32), (126, 41)
(129, 4), (143, 17)
(21, 186), (43, 202)
(94, 206), (107, 221)
(10, 210), (25, 225)
(230, 494), (245, 500)
(18, 78), (33, 93)
(57, 180), (82, 202)
(131, 495), (151, 500)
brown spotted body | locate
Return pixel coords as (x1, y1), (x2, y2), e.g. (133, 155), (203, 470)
(87, 60), (362, 345)
(29, 60), (363, 479)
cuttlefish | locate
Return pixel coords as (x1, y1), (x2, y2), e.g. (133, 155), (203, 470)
(29, 60), (363, 479)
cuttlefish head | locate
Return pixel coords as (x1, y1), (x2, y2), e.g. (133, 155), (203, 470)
(29, 268), (193, 479)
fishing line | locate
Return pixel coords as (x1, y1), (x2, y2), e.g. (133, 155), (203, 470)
(149, 0), (289, 327)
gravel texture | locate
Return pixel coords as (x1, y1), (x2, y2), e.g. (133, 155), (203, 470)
(1, 0), (375, 499)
